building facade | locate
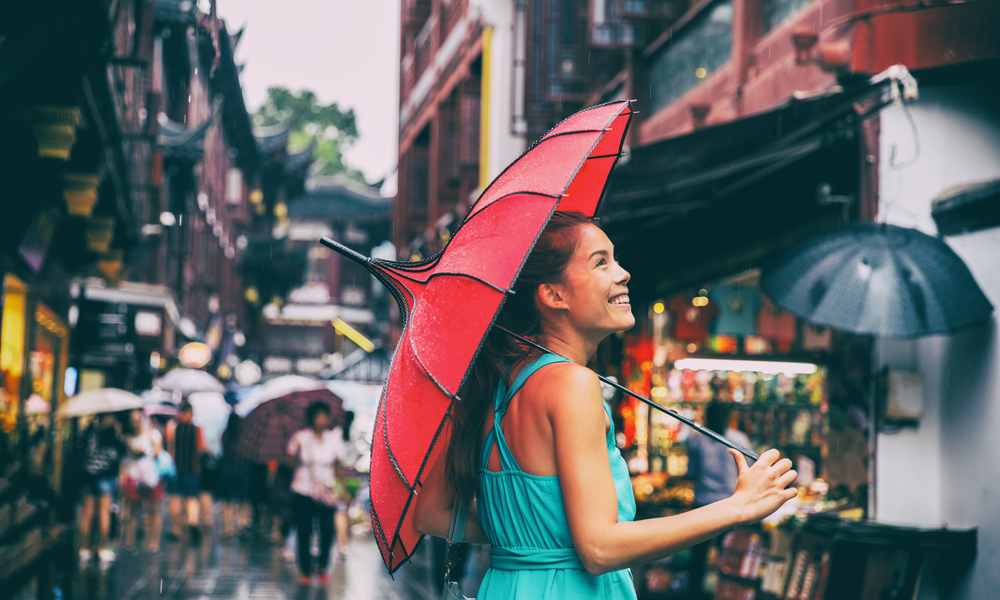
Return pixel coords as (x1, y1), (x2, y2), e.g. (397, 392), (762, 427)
(67, 0), (262, 392)
(256, 176), (393, 381)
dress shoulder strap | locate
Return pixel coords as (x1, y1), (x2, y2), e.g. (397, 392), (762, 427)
(484, 353), (574, 473)
(495, 353), (572, 418)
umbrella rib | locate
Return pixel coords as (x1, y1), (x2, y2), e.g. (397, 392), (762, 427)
(370, 503), (391, 561)
(379, 385), (416, 492)
(422, 271), (510, 294)
(385, 400), (454, 573)
(407, 334), (462, 402)
(591, 111), (634, 218)
(467, 101), (630, 217)
(495, 326), (759, 461)
(457, 189), (562, 231)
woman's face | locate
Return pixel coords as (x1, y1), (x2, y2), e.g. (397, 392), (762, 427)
(312, 410), (331, 430)
(548, 224), (634, 336)
(130, 410), (142, 430)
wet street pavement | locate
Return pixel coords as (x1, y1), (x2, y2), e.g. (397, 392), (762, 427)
(17, 519), (488, 600)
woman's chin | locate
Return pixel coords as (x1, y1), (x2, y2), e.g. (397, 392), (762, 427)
(606, 312), (635, 333)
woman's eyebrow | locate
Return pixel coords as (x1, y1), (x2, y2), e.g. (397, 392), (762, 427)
(589, 249), (609, 260)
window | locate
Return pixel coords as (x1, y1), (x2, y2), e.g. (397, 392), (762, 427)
(267, 326), (325, 356)
(763, 0), (812, 32)
(648, 0), (733, 115)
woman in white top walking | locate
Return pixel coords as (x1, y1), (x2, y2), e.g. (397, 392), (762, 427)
(286, 401), (346, 585)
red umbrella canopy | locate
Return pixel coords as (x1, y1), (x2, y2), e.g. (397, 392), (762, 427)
(322, 100), (634, 572)
(236, 388), (346, 464)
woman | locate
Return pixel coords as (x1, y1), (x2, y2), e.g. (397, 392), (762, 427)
(122, 410), (164, 553)
(218, 412), (251, 539)
(165, 403), (204, 542)
(414, 212), (797, 599)
(286, 401), (346, 585)
(77, 412), (127, 564)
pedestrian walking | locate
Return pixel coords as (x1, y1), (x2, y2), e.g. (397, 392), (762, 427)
(165, 403), (205, 543)
(686, 401), (754, 593)
(121, 410), (165, 553)
(218, 412), (252, 539)
(286, 401), (346, 585)
(77, 412), (127, 564)
(412, 212), (797, 599)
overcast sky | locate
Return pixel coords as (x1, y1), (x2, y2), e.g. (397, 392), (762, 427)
(217, 0), (400, 184)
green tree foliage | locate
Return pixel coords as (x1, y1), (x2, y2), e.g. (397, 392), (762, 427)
(253, 87), (364, 181)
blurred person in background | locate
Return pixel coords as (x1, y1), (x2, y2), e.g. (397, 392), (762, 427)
(286, 401), (345, 585)
(77, 412), (127, 564)
(219, 412), (252, 539)
(333, 411), (357, 557)
(165, 403), (205, 543)
(200, 446), (219, 536)
(122, 410), (164, 553)
(687, 401), (753, 596)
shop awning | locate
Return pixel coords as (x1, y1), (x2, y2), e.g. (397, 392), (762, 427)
(601, 66), (917, 298)
(931, 177), (1000, 236)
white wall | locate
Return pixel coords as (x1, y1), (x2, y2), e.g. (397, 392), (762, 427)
(877, 84), (1000, 599)
(471, 0), (527, 184)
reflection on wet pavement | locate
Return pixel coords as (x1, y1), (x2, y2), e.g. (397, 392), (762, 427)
(37, 527), (468, 600)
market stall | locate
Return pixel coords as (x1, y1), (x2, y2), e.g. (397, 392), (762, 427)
(607, 271), (878, 598)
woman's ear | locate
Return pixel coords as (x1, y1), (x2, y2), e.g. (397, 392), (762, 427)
(537, 282), (567, 311)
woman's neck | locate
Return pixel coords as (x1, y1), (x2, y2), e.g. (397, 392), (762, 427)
(312, 427), (324, 437)
(537, 326), (599, 365)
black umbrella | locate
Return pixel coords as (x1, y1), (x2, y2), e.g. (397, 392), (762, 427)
(760, 223), (992, 338)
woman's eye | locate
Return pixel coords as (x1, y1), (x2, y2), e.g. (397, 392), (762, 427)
(597, 258), (607, 266)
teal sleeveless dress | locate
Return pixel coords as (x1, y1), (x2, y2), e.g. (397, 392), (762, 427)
(476, 354), (637, 599)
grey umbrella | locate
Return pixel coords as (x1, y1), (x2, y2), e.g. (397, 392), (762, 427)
(760, 223), (992, 338)
(761, 221), (993, 521)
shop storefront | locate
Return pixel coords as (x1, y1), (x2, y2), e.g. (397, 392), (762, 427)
(611, 273), (873, 598)
(68, 278), (194, 394)
(1, 275), (71, 482)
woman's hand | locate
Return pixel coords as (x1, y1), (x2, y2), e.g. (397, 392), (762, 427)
(727, 448), (798, 525)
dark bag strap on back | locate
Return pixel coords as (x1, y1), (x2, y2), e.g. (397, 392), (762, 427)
(441, 501), (473, 600)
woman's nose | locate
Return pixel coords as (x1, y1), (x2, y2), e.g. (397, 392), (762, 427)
(615, 263), (630, 284)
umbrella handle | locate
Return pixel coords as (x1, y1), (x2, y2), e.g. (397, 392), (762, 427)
(495, 326), (760, 462)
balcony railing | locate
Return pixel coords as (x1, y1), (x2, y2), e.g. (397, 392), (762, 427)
(401, 0), (432, 33)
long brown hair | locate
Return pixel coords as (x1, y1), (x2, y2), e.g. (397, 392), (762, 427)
(445, 210), (595, 506)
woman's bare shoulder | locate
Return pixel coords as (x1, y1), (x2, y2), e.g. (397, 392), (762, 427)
(532, 362), (603, 409)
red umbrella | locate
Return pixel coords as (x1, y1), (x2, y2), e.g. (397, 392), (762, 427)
(322, 101), (635, 572)
(237, 388), (345, 464)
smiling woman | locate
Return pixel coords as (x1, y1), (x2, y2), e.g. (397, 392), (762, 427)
(413, 212), (798, 599)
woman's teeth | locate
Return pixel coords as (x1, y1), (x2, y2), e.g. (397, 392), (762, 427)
(610, 295), (630, 305)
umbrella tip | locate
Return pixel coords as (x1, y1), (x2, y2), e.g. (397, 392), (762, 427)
(319, 237), (371, 266)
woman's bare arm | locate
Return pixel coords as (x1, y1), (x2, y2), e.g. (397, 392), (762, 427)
(551, 365), (797, 575)
(413, 429), (489, 544)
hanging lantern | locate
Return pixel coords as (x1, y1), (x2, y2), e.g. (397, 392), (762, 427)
(32, 106), (81, 160)
(85, 217), (115, 254)
(63, 173), (101, 217)
(97, 249), (124, 282)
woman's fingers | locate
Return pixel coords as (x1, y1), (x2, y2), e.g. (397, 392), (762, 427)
(772, 458), (793, 473)
(778, 470), (798, 487)
(757, 448), (781, 467)
(729, 448), (749, 475)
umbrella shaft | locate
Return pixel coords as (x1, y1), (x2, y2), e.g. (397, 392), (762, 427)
(495, 326), (759, 462)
